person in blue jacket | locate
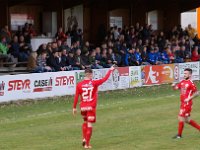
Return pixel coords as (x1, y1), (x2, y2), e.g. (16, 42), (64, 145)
(125, 48), (140, 66)
(134, 47), (142, 65)
(160, 47), (170, 64)
(147, 48), (157, 65)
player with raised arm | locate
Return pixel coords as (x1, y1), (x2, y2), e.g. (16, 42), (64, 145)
(73, 66), (115, 149)
(172, 68), (200, 139)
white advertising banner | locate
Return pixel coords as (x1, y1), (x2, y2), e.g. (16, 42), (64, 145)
(1, 62), (199, 103)
(93, 67), (130, 91)
(129, 66), (142, 88)
(53, 71), (76, 96)
(178, 62), (200, 81)
(0, 72), (76, 103)
(93, 68), (113, 91)
(74, 69), (113, 91)
(112, 67), (129, 90)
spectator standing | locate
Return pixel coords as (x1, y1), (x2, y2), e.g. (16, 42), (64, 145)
(55, 27), (67, 42)
(9, 35), (20, 59)
(18, 35), (31, 62)
(0, 25), (11, 43)
(186, 24), (197, 39)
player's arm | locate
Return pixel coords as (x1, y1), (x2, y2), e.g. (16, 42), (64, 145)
(171, 82), (180, 90)
(184, 91), (199, 102)
(73, 85), (80, 116)
(185, 84), (199, 102)
(94, 65), (115, 86)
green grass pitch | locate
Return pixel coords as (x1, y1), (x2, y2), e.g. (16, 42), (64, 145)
(0, 83), (200, 150)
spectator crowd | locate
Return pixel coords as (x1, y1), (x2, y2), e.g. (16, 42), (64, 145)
(0, 22), (200, 73)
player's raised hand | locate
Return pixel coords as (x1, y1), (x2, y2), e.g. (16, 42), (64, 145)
(73, 108), (77, 116)
(110, 65), (115, 71)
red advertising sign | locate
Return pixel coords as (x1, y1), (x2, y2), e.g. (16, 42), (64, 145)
(143, 64), (174, 85)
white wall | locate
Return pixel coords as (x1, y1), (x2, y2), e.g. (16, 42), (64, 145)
(181, 11), (197, 30)
(147, 10), (164, 30)
(147, 10), (158, 30)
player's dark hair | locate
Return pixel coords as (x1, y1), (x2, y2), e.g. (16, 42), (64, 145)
(184, 68), (192, 74)
(85, 68), (93, 74)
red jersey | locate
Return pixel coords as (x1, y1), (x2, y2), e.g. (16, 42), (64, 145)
(175, 79), (197, 105)
(73, 70), (112, 109)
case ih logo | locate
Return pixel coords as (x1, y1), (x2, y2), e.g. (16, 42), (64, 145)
(55, 76), (74, 86)
(0, 81), (5, 96)
(8, 79), (31, 92)
(33, 77), (53, 92)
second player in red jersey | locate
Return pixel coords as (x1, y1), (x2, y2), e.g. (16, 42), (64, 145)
(73, 66), (115, 149)
(172, 68), (200, 139)
(175, 78), (197, 117)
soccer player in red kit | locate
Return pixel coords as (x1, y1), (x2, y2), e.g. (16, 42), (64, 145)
(73, 66), (115, 149)
(172, 68), (200, 139)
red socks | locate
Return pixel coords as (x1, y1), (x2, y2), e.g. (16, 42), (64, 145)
(189, 120), (200, 130)
(86, 127), (93, 146)
(178, 121), (184, 136)
(82, 122), (93, 146)
(82, 122), (87, 140)
(178, 120), (200, 137)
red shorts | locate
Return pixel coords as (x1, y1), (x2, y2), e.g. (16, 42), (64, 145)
(81, 107), (96, 123)
(179, 104), (192, 117)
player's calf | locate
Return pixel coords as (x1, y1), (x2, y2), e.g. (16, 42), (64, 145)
(188, 120), (200, 131)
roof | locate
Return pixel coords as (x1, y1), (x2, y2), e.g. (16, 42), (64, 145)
(0, 0), (200, 12)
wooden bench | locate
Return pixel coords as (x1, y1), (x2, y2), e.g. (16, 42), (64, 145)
(0, 61), (30, 75)
(0, 67), (30, 75)
(0, 61), (28, 66)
